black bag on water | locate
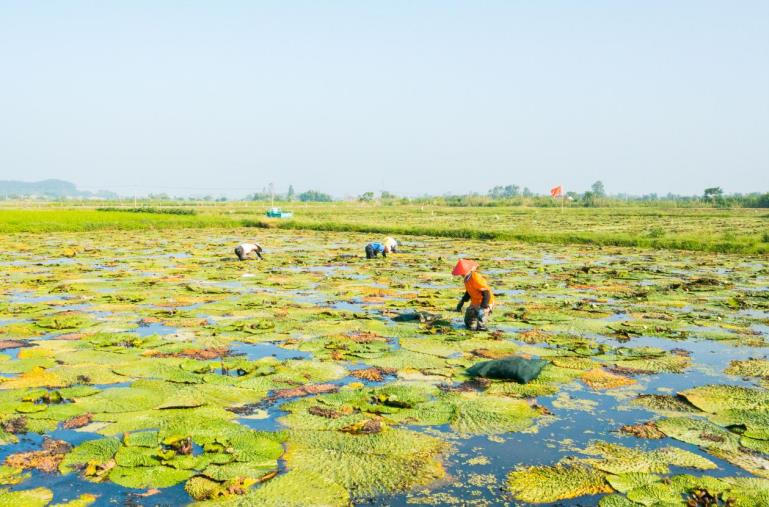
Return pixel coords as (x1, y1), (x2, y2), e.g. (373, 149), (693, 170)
(466, 356), (548, 384)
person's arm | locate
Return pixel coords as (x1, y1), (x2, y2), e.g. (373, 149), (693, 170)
(480, 290), (491, 309)
(456, 292), (470, 312)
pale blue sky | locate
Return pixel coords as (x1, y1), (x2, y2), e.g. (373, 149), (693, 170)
(1, 1), (767, 197)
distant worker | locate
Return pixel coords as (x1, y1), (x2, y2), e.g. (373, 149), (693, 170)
(364, 242), (387, 259)
(453, 259), (495, 331)
(365, 237), (398, 258)
(235, 242), (264, 261)
(384, 237), (399, 253)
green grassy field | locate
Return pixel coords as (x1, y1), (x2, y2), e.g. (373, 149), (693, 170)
(1, 202), (767, 253)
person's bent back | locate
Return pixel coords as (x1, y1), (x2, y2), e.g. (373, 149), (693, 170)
(235, 242), (264, 261)
(365, 242), (386, 259)
(384, 237), (398, 253)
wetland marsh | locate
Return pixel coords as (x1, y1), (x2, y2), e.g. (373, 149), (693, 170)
(1, 223), (769, 506)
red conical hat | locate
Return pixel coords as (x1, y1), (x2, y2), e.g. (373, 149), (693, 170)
(452, 259), (479, 276)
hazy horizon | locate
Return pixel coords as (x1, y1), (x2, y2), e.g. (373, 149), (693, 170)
(1, 1), (767, 197)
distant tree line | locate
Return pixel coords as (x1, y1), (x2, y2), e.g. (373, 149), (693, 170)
(399, 181), (769, 208)
(7, 178), (767, 208)
(246, 185), (332, 202)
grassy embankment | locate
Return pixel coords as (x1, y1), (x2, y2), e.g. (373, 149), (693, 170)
(1, 204), (767, 254)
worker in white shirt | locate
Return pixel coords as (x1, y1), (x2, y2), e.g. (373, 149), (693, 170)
(234, 242), (264, 261)
(384, 237), (399, 253)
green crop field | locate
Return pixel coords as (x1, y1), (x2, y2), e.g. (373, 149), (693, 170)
(1, 205), (768, 506)
(2, 202), (768, 253)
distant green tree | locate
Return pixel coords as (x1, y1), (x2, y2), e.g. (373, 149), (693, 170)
(287, 185), (295, 201)
(582, 191), (597, 207)
(522, 187), (533, 197)
(298, 190), (332, 202)
(359, 191), (375, 202)
(591, 181), (605, 197)
(488, 185), (521, 198)
(704, 187), (723, 203)
(380, 191), (396, 199)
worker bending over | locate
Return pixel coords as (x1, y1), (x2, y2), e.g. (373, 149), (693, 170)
(235, 242), (264, 261)
(365, 238), (398, 259)
(384, 237), (398, 253)
(453, 259), (495, 331)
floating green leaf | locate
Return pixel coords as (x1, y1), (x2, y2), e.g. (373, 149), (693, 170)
(506, 463), (612, 503)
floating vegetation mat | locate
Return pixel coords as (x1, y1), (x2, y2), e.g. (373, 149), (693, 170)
(0, 228), (767, 505)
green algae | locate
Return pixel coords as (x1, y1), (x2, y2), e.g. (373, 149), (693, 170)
(34, 312), (95, 331)
(598, 494), (638, 507)
(109, 465), (195, 489)
(197, 471), (351, 507)
(582, 441), (716, 475)
(711, 409), (769, 440)
(0, 322), (46, 339)
(506, 439), (722, 504)
(630, 394), (701, 414)
(680, 384), (769, 413)
(655, 416), (769, 478)
(602, 474), (754, 507)
(59, 437), (120, 475)
(610, 354), (691, 374)
(605, 472), (661, 494)
(507, 463), (612, 503)
(624, 481), (687, 505)
(281, 383), (540, 435)
(656, 416), (741, 450)
(284, 428), (446, 498)
(0, 487), (53, 507)
(725, 358), (769, 378)
(0, 465), (28, 486)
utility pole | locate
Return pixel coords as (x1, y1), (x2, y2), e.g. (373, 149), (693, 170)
(269, 182), (275, 207)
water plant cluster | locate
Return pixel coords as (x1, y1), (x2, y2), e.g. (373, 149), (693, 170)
(0, 228), (768, 505)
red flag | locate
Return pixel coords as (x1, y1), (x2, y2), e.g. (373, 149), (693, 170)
(550, 185), (562, 197)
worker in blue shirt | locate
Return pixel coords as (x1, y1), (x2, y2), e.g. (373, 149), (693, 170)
(365, 242), (388, 259)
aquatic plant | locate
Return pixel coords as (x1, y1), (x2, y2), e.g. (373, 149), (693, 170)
(0, 223), (767, 504)
(507, 463), (612, 503)
(0, 487), (53, 507)
(283, 428), (446, 498)
(581, 368), (636, 390)
(725, 358), (769, 378)
(680, 384), (769, 413)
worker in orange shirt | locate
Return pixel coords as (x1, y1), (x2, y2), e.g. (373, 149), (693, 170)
(452, 259), (495, 331)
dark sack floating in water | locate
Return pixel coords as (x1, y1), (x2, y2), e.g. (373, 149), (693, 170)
(392, 311), (440, 323)
(466, 357), (549, 383)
